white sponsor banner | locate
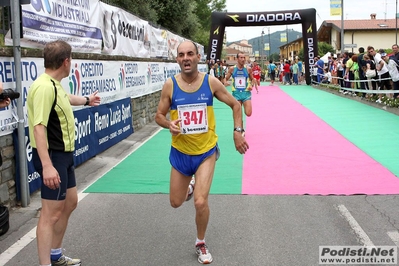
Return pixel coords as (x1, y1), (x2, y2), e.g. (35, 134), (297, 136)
(150, 27), (169, 59)
(167, 32), (185, 60)
(197, 42), (206, 62)
(99, 2), (150, 57)
(6, 0), (103, 53)
(0, 57), (205, 136)
(6, 1), (205, 59)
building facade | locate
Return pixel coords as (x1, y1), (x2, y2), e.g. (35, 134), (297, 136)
(277, 14), (397, 60)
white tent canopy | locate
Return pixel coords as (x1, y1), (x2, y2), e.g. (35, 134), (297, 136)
(319, 52), (331, 63)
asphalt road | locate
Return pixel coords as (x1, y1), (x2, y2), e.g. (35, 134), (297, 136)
(1, 122), (399, 266)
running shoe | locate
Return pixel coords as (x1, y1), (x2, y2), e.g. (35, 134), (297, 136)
(186, 177), (195, 201)
(196, 242), (213, 264)
(51, 255), (81, 266)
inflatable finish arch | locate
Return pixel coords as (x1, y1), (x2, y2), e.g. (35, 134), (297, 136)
(207, 8), (318, 85)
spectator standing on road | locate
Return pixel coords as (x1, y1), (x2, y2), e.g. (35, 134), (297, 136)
(342, 52), (350, 88)
(381, 51), (399, 98)
(362, 54), (376, 96)
(209, 63), (216, 77)
(369, 47), (392, 102)
(297, 58), (303, 83)
(292, 60), (299, 85)
(0, 82), (11, 108)
(344, 52), (354, 90)
(27, 40), (100, 266)
(283, 60), (292, 85)
(155, 40), (249, 264)
(337, 55), (345, 87)
(330, 56), (338, 85)
(392, 44), (399, 61)
(268, 60), (277, 85)
(316, 56), (325, 83)
(357, 47), (368, 97)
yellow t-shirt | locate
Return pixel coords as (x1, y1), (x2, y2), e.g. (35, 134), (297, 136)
(27, 73), (75, 152)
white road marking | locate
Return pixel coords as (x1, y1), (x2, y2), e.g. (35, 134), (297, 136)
(336, 204), (374, 247)
(0, 227), (36, 266)
(0, 128), (162, 266)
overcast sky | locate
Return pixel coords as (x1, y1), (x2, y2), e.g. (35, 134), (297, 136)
(224, 0), (397, 42)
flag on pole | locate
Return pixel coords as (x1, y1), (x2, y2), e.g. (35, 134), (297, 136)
(264, 43), (270, 51)
(330, 0), (342, 16)
(280, 33), (287, 42)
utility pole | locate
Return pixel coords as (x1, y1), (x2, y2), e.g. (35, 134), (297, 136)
(268, 27), (271, 61)
(261, 30), (264, 68)
(10, 0), (30, 207)
(340, 0), (345, 53)
(286, 25), (289, 60)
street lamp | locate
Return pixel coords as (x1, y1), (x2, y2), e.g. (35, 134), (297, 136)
(261, 30), (264, 67)
(268, 27), (271, 61)
(286, 25), (289, 60)
(261, 27), (270, 67)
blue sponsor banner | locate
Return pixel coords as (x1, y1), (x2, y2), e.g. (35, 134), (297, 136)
(74, 97), (134, 165)
(13, 127), (42, 201)
(14, 97), (133, 199)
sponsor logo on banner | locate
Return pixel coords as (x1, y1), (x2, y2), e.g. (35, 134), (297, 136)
(119, 63), (125, 90)
(80, 62), (117, 96)
(149, 63), (164, 84)
(69, 63), (81, 95)
(246, 12), (301, 22)
(124, 62), (145, 89)
(227, 15), (240, 23)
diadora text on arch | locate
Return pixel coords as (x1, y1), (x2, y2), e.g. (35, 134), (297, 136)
(246, 12), (301, 23)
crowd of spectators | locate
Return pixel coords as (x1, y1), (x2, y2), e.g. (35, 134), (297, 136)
(206, 45), (399, 107)
(310, 45), (399, 104)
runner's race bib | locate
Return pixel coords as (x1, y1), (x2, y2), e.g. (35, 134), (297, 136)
(234, 76), (246, 90)
(177, 103), (208, 134)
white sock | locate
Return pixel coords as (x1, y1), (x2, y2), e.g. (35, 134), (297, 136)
(40, 264), (51, 266)
(50, 248), (62, 256)
(196, 238), (205, 245)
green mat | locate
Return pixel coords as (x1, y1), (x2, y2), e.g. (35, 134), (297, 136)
(84, 99), (244, 194)
(281, 85), (399, 177)
(85, 84), (399, 194)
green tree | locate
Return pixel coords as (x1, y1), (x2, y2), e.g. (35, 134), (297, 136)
(192, 0), (226, 49)
(103, 0), (226, 47)
(104, 0), (158, 22)
(318, 42), (334, 57)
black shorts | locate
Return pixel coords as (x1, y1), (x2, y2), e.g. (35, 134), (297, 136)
(32, 148), (76, 200)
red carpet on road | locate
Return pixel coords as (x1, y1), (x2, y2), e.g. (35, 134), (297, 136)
(242, 85), (399, 195)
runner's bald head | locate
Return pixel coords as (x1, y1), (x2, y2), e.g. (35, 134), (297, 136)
(177, 40), (199, 55)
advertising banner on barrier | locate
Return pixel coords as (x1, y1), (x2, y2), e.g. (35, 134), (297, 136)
(4, 1), (204, 58)
(13, 127), (41, 200)
(167, 32), (185, 60)
(74, 97), (133, 165)
(0, 57), (205, 136)
(6, 0), (103, 53)
(99, 2), (150, 57)
(13, 97), (133, 199)
(150, 27), (169, 59)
